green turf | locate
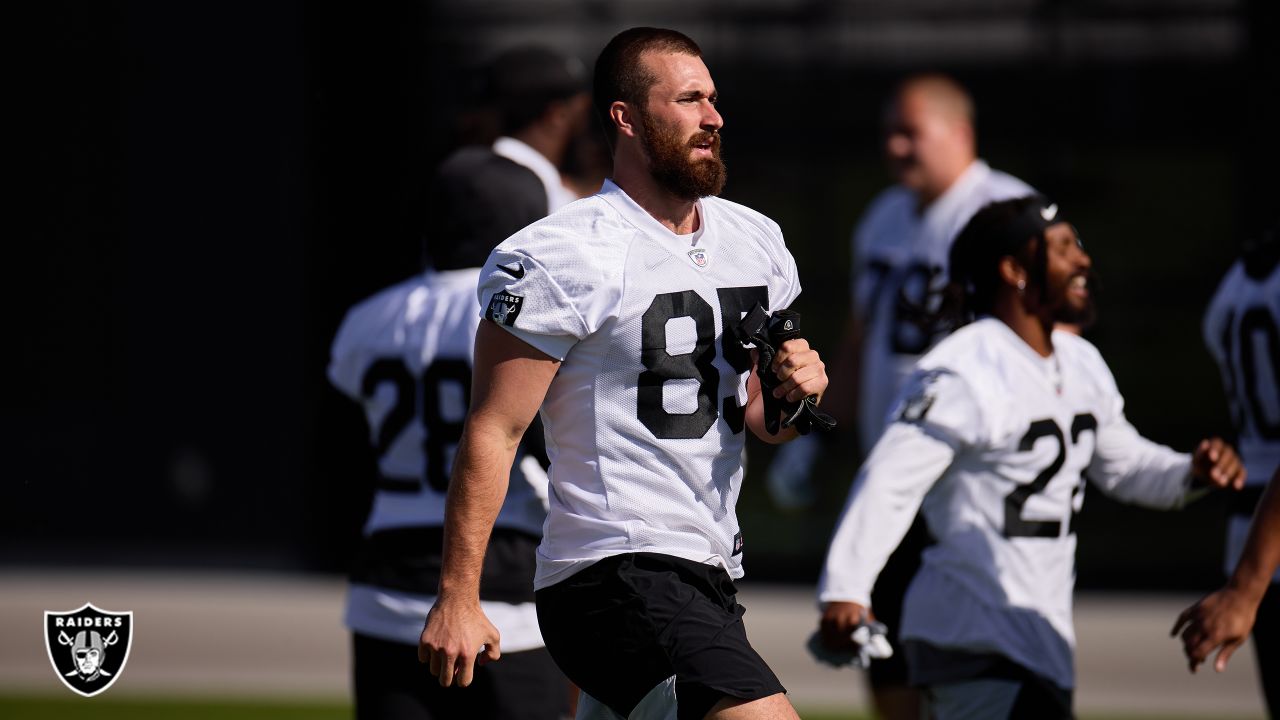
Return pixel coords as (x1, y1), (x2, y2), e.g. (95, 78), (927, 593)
(0, 694), (1256, 720)
(0, 694), (352, 720)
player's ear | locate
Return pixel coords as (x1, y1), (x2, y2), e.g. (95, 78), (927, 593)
(611, 101), (638, 138)
(998, 256), (1026, 289)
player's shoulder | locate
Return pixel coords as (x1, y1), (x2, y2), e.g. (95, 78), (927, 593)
(330, 274), (428, 359)
(912, 321), (1005, 395)
(977, 164), (1035, 198)
(850, 186), (915, 255)
(702, 195), (796, 271)
(920, 318), (1002, 367)
(493, 193), (631, 272)
(918, 319), (1030, 397)
(338, 275), (425, 331)
(703, 195), (782, 237)
(1053, 328), (1109, 373)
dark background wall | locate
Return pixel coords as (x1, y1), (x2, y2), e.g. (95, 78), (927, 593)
(9, 0), (1277, 589)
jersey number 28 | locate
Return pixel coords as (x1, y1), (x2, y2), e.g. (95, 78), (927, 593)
(360, 358), (471, 493)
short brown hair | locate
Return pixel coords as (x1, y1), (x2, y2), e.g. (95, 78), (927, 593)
(593, 27), (702, 148)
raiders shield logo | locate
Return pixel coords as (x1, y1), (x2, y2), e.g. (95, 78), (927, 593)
(45, 603), (133, 697)
(486, 291), (524, 327)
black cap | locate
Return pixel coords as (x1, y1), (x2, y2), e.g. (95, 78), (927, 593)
(425, 146), (548, 271)
(948, 195), (1069, 315)
(485, 46), (587, 134)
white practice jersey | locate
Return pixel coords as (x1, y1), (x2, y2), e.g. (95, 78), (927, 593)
(853, 161), (1033, 451)
(494, 136), (577, 213)
(819, 318), (1194, 689)
(477, 179), (801, 590)
(328, 268), (548, 649)
(1203, 258), (1280, 579)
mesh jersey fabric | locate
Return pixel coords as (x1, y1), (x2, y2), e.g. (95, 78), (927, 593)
(476, 179), (801, 590)
(819, 318), (1193, 689)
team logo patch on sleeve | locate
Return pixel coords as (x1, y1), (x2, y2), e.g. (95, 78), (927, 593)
(896, 369), (949, 424)
(487, 291), (525, 327)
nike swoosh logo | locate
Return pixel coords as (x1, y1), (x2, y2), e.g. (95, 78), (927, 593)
(496, 262), (525, 279)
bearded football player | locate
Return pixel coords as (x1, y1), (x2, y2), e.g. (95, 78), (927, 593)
(419, 27), (829, 720)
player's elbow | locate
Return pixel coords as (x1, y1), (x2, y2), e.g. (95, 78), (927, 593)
(463, 408), (528, 455)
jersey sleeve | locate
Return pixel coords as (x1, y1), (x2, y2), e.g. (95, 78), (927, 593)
(1082, 349), (1194, 509)
(476, 226), (622, 361)
(817, 365), (978, 606)
(818, 420), (956, 606)
(889, 366), (987, 448)
(771, 220), (802, 311)
(328, 306), (370, 400)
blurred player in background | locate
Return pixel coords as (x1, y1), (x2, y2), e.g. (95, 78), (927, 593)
(486, 46), (592, 211)
(817, 196), (1245, 720)
(419, 26), (828, 720)
(1175, 223), (1280, 708)
(774, 73), (1033, 720)
(328, 53), (584, 717)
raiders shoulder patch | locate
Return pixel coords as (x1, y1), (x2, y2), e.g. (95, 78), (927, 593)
(486, 291), (524, 327)
(896, 368), (950, 424)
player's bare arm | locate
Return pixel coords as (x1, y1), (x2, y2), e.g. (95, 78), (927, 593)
(819, 601), (872, 653)
(1189, 437), (1246, 490)
(419, 321), (561, 687)
(1175, 467), (1280, 673)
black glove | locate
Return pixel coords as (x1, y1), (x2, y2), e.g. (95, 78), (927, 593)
(737, 304), (836, 435)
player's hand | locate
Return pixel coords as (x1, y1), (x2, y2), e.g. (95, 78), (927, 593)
(771, 338), (828, 405)
(818, 601), (872, 653)
(1191, 438), (1246, 490)
(1171, 586), (1259, 674)
(418, 596), (501, 687)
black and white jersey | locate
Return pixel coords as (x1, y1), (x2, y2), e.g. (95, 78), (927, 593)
(477, 180), (801, 590)
(329, 269), (548, 649)
(852, 161), (1033, 451)
(1203, 257), (1280, 578)
(819, 318), (1194, 689)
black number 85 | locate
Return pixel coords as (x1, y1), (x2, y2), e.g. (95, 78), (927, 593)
(637, 286), (768, 439)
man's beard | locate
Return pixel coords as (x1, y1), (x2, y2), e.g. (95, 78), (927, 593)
(1048, 271), (1098, 329)
(639, 110), (726, 200)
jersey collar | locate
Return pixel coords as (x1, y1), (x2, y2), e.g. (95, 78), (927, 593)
(598, 178), (707, 246)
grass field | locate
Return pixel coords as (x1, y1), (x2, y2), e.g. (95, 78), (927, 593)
(0, 694), (1253, 720)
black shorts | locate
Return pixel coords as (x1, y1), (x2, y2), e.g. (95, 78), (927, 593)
(535, 552), (786, 720)
(352, 633), (571, 720)
(907, 641), (1072, 720)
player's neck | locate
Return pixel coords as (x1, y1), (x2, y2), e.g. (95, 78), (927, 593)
(996, 302), (1055, 357)
(914, 156), (975, 212)
(512, 126), (566, 168)
(612, 166), (700, 235)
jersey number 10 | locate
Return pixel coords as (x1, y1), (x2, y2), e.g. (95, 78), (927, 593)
(1216, 306), (1280, 441)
